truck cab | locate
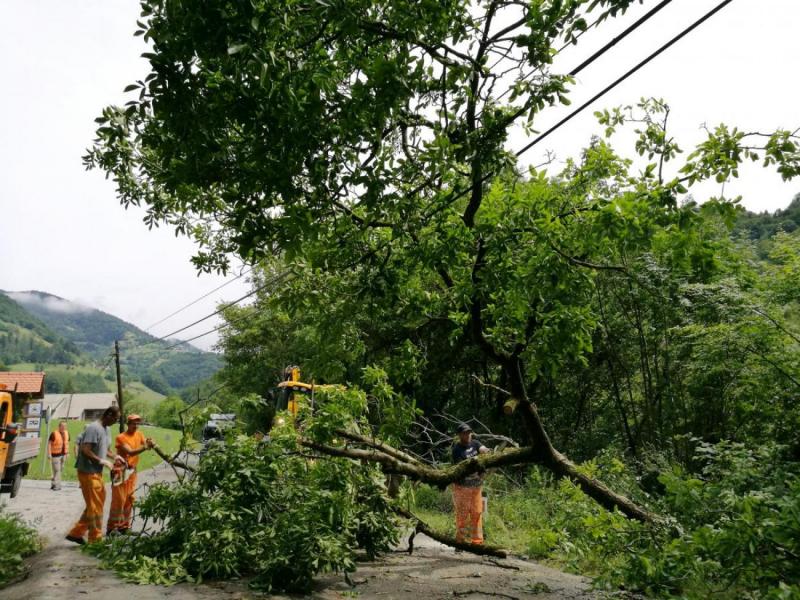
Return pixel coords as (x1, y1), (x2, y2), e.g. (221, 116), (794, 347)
(0, 385), (40, 498)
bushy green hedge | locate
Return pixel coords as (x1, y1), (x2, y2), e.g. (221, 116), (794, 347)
(0, 508), (42, 587)
(607, 442), (800, 599)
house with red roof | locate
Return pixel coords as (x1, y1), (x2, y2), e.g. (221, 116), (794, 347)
(0, 371), (45, 399)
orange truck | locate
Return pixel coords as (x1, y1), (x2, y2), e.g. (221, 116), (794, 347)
(0, 385), (40, 498)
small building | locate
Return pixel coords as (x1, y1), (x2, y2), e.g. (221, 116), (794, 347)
(43, 393), (118, 421)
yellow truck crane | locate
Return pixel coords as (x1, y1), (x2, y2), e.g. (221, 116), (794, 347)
(0, 384), (40, 498)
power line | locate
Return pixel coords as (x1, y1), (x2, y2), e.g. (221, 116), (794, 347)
(124, 269), (291, 352)
(428, 0), (733, 219)
(96, 354), (115, 375)
(494, 0), (672, 106)
(144, 266), (253, 333)
(143, 297), (264, 356)
(569, 0), (672, 77)
(514, 0), (734, 159)
(162, 323), (227, 351)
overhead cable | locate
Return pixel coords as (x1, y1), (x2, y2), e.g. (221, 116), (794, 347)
(514, 0), (734, 159)
(144, 266), (253, 333)
(568, 0), (673, 76)
(428, 0), (732, 219)
(124, 269), (291, 352)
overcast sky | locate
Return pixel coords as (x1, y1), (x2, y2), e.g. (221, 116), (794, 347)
(1, 0), (798, 352)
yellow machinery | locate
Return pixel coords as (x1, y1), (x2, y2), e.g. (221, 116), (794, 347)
(0, 385), (40, 498)
(274, 366), (342, 417)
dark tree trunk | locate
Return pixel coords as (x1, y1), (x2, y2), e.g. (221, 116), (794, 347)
(504, 358), (656, 523)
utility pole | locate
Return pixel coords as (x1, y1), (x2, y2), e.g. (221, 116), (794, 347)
(114, 341), (124, 433)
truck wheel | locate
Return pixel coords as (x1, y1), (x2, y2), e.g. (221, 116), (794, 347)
(8, 467), (22, 498)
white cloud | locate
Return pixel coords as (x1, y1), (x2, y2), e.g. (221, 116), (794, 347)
(6, 291), (91, 315)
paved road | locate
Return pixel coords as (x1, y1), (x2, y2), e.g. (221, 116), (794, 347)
(1, 461), (257, 600)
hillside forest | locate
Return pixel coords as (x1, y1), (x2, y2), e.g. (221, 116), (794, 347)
(0, 290), (220, 401)
(23, 0), (800, 598)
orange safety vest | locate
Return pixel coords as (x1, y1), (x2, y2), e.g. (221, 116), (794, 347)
(116, 430), (146, 469)
(49, 430), (69, 456)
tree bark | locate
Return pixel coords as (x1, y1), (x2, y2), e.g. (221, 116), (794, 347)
(394, 507), (508, 558)
(300, 439), (536, 487)
(151, 443), (196, 473)
(506, 361), (658, 522)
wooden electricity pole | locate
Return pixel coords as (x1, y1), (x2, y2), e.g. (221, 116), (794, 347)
(114, 340), (124, 433)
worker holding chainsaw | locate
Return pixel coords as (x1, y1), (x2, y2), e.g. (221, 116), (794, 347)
(66, 406), (124, 544)
(107, 414), (154, 535)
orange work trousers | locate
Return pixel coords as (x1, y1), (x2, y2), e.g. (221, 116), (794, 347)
(107, 471), (137, 533)
(452, 484), (483, 544)
(68, 471), (106, 543)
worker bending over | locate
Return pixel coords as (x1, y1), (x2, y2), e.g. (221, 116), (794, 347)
(66, 406), (123, 544)
(451, 422), (489, 545)
(107, 414), (154, 534)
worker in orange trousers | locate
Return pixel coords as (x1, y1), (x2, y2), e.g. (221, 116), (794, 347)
(107, 414), (154, 535)
(451, 422), (489, 545)
(67, 406), (124, 544)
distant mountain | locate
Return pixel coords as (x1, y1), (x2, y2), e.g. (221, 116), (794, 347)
(0, 292), (81, 366)
(5, 290), (152, 357)
(1, 290), (221, 392)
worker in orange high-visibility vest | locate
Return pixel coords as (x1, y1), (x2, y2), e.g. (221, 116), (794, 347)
(47, 420), (70, 491)
(107, 414), (154, 535)
(66, 406), (124, 545)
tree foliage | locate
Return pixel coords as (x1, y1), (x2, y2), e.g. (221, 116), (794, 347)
(90, 390), (402, 593)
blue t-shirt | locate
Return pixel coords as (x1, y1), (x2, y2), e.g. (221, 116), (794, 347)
(75, 421), (110, 474)
(452, 440), (484, 487)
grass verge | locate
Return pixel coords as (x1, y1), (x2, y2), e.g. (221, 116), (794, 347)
(0, 507), (41, 588)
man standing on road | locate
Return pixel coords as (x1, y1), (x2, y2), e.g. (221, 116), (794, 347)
(47, 421), (69, 491)
(66, 406), (122, 545)
(107, 414), (153, 535)
(451, 422), (489, 545)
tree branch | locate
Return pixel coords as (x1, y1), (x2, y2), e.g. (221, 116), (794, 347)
(300, 438), (536, 487)
(393, 506), (508, 558)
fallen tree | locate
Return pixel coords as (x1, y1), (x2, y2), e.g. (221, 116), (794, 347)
(301, 429), (658, 522)
(149, 435), (515, 559)
(86, 0), (799, 547)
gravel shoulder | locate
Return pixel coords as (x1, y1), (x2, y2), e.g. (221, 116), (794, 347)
(2, 463), (607, 600)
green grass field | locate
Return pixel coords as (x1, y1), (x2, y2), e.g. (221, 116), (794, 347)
(124, 381), (165, 404)
(26, 420), (182, 482)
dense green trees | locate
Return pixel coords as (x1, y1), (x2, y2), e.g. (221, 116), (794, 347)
(734, 193), (800, 242)
(151, 396), (187, 429)
(0, 293), (81, 365)
(87, 0), (800, 518)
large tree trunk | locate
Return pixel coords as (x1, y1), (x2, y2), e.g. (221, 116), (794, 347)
(505, 359), (657, 522)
